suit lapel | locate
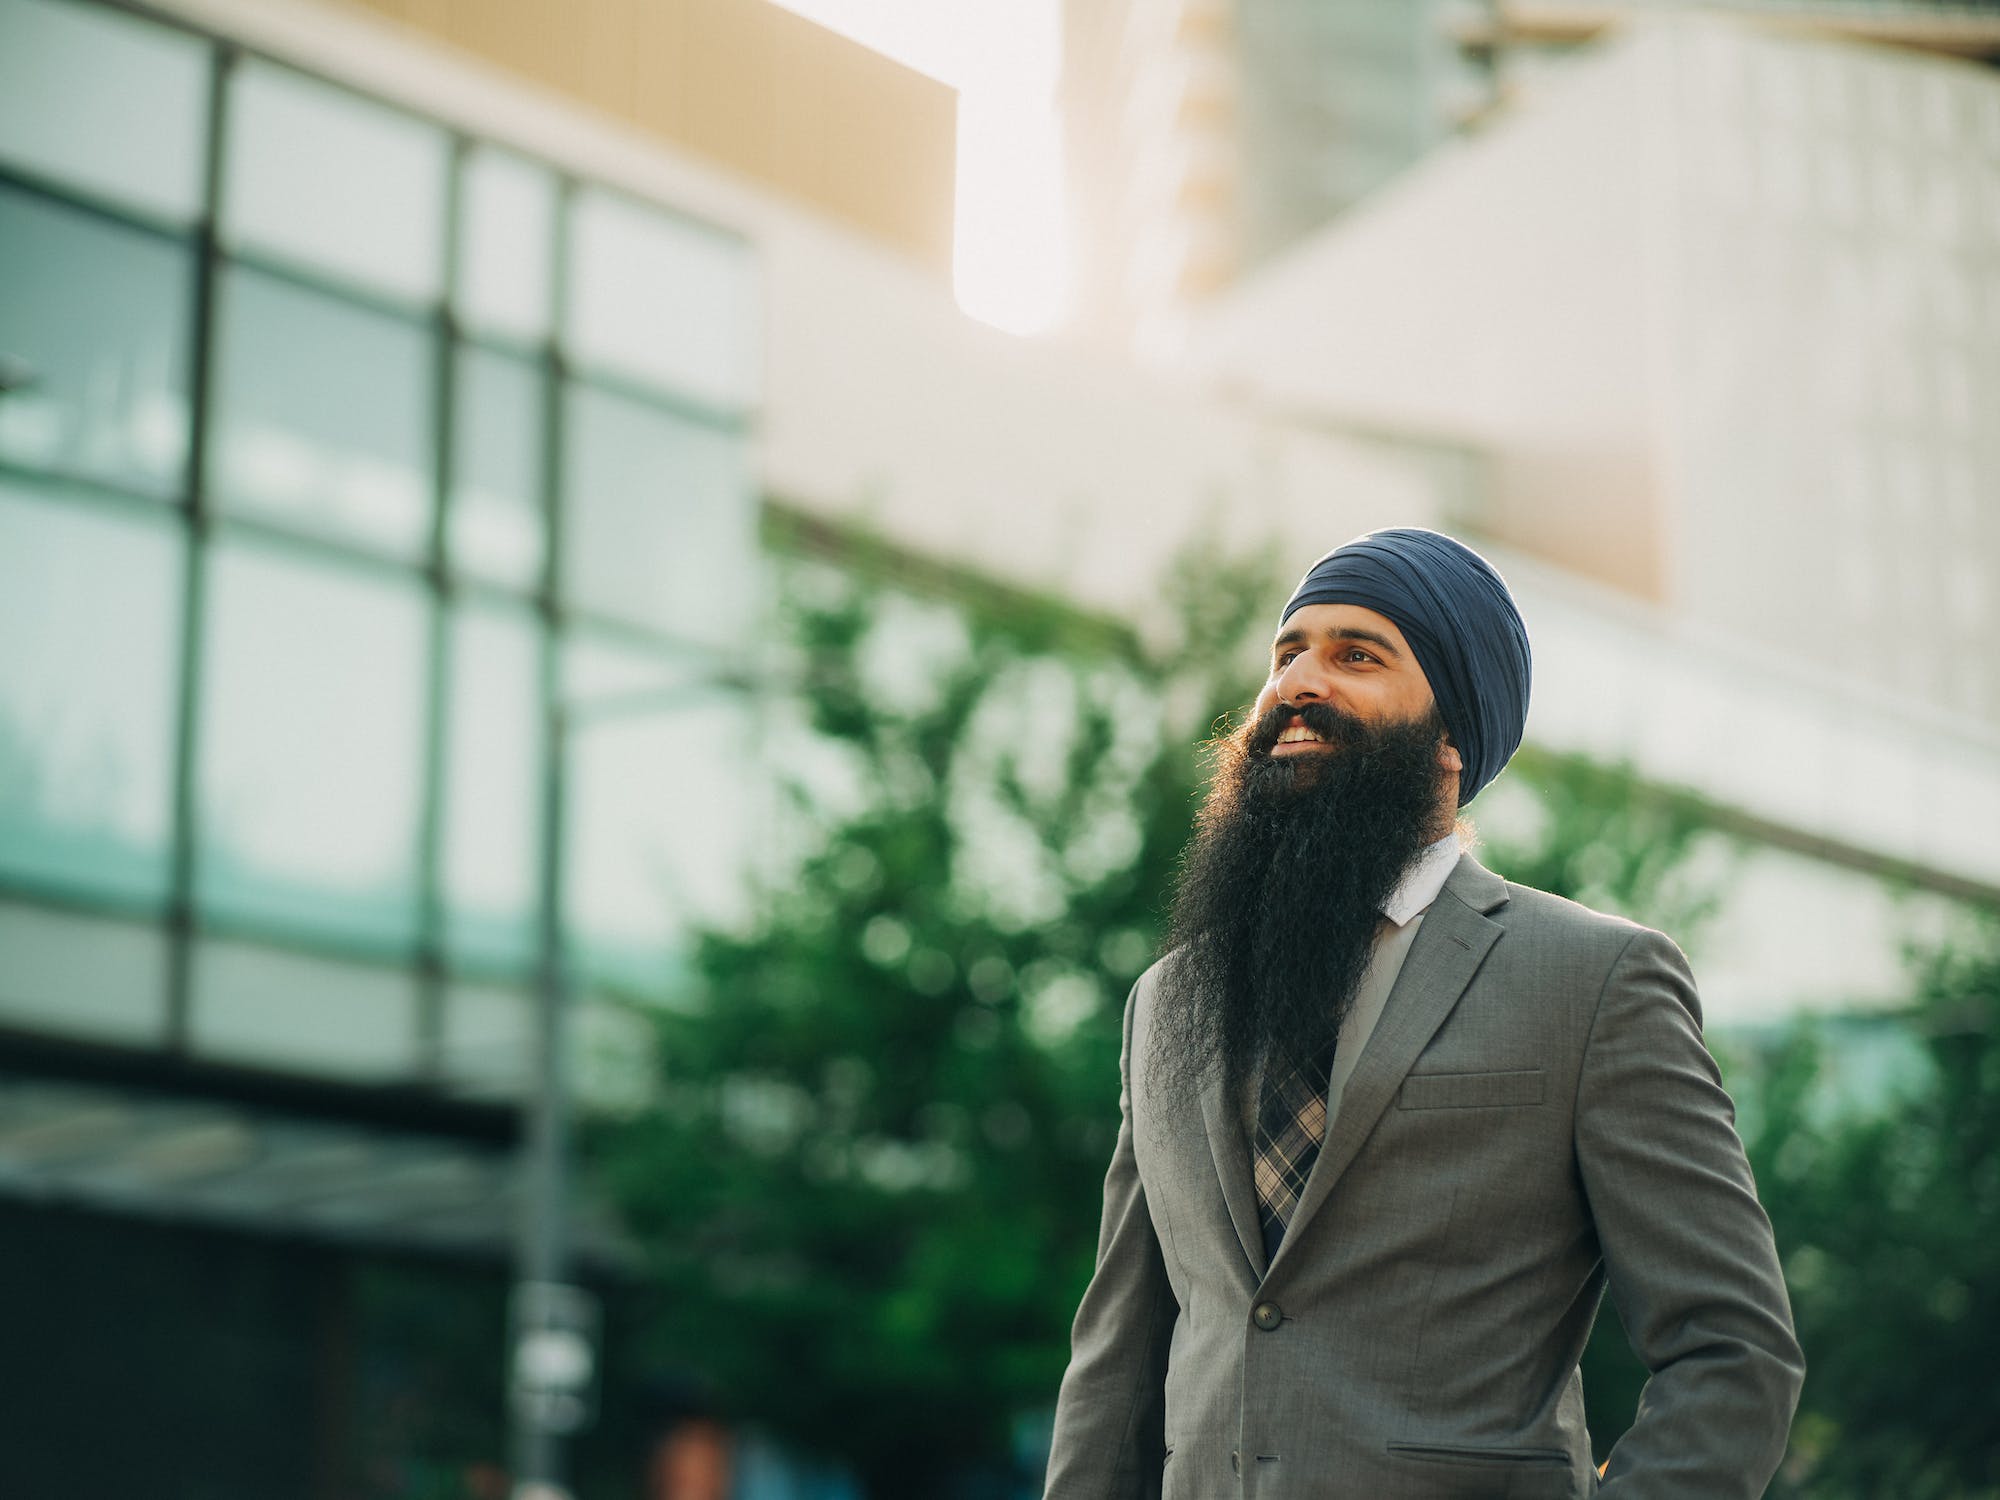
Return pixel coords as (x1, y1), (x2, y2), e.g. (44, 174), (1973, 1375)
(1266, 855), (1508, 1280)
(1201, 1069), (1269, 1281)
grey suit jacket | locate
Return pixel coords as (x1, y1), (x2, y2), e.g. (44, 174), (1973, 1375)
(1045, 855), (1803, 1499)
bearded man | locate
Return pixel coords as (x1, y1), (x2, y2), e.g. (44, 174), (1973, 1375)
(1044, 530), (1803, 1500)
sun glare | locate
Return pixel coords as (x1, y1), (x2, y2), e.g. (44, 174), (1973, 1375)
(770, 0), (1071, 336)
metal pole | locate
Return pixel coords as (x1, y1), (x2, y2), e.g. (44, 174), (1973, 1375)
(506, 668), (749, 1496)
(513, 701), (573, 1494)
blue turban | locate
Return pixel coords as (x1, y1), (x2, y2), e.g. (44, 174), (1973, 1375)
(1279, 528), (1531, 806)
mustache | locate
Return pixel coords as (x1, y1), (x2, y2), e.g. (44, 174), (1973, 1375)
(1241, 698), (1368, 759)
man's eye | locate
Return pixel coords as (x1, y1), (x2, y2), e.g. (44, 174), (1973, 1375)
(1275, 650), (1300, 668)
(1344, 649), (1376, 664)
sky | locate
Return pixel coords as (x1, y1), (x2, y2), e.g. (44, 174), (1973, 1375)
(770, 0), (1070, 336)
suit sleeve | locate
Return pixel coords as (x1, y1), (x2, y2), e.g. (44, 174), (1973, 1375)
(1043, 977), (1179, 1500)
(1578, 927), (1805, 1499)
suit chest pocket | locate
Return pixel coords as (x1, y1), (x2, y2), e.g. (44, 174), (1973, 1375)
(1398, 1067), (1546, 1110)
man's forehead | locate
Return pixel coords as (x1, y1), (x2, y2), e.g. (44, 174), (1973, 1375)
(1272, 602), (1411, 654)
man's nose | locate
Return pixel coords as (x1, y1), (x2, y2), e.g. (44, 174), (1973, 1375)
(1278, 652), (1334, 704)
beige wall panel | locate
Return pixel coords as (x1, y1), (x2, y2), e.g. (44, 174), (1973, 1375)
(795, 22), (956, 261)
(335, 0), (954, 273)
(577, 0), (638, 123)
(628, 1), (691, 140)
(440, 0), (585, 100)
(678, 0), (782, 190)
(392, 0), (451, 34)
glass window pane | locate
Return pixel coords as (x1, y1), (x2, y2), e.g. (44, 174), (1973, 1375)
(449, 346), (545, 589)
(562, 384), (758, 645)
(0, 482), (182, 903)
(567, 189), (759, 409)
(441, 600), (542, 973)
(0, 186), (193, 497)
(441, 982), (532, 1100)
(222, 60), (448, 303)
(0, 900), (170, 1046)
(0, 0), (209, 224)
(458, 147), (555, 343)
(562, 631), (752, 993)
(210, 267), (435, 560)
(195, 541), (428, 952)
(190, 937), (419, 1081)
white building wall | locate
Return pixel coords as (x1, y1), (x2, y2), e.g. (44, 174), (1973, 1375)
(758, 216), (1464, 616)
(1652, 19), (2000, 727)
(1695, 842), (1963, 1022)
(1499, 544), (2000, 893)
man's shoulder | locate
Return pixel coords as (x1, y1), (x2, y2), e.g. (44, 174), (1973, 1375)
(1490, 875), (1642, 937)
(1462, 858), (1686, 967)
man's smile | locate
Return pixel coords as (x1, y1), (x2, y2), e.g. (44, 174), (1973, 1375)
(1272, 718), (1332, 755)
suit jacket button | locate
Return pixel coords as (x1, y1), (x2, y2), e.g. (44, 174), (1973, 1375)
(1230, 1449), (1241, 1474)
(1252, 1301), (1282, 1331)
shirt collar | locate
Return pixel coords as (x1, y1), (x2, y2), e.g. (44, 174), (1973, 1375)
(1381, 833), (1463, 928)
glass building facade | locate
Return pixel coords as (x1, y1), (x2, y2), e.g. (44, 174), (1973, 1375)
(0, 0), (761, 1105)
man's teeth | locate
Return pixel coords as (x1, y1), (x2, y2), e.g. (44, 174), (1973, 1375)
(1276, 726), (1325, 745)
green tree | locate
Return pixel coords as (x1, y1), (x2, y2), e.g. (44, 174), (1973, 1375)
(1741, 922), (2000, 1500)
(592, 539), (1276, 1498)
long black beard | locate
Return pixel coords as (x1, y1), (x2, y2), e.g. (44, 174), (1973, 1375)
(1151, 699), (1452, 1114)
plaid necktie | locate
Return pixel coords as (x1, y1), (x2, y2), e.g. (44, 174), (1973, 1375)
(1252, 1041), (1337, 1264)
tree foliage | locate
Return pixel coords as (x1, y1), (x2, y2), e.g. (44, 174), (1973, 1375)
(1742, 923), (2000, 1500)
(591, 541), (1276, 1497)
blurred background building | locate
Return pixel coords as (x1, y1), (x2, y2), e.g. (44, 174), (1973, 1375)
(1062, 0), (2000, 353)
(3, 0), (1998, 1493)
(0, 0), (929, 1489)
